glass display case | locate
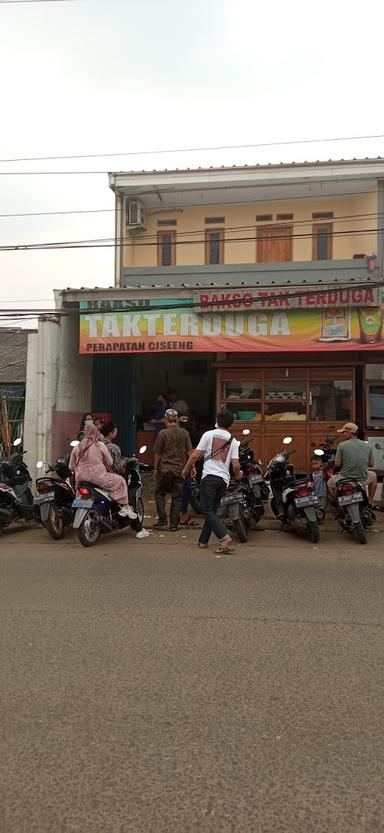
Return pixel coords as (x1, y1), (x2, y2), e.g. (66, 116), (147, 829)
(310, 379), (352, 422)
(366, 381), (384, 428)
(221, 379), (261, 422)
(264, 380), (306, 422)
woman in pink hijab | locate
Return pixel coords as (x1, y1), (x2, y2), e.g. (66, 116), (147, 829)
(69, 423), (136, 519)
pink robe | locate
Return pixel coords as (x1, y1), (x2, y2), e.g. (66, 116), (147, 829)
(69, 440), (128, 505)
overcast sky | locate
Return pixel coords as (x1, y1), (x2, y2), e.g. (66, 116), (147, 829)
(1, 0), (384, 315)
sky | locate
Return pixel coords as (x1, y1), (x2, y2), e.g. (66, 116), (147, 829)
(1, 0), (384, 318)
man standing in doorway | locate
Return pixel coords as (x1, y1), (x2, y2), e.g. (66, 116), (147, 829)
(153, 409), (193, 531)
(182, 409), (242, 554)
(327, 422), (377, 504)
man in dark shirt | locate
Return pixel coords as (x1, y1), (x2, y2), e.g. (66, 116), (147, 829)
(153, 408), (193, 531)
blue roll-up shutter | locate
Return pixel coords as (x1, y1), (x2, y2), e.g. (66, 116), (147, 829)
(91, 356), (136, 456)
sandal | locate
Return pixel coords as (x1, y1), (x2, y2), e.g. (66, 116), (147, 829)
(198, 543), (208, 549)
(180, 519), (199, 527)
(215, 545), (236, 554)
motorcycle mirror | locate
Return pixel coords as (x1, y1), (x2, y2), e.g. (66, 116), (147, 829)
(313, 448), (325, 457)
(242, 429), (250, 435)
(36, 461), (44, 469)
(139, 445), (147, 454)
(282, 436), (293, 445)
(13, 438), (22, 447)
(69, 439), (80, 447)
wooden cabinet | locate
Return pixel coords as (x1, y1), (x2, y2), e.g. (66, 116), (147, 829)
(216, 364), (356, 473)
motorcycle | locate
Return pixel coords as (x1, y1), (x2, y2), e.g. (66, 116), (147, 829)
(72, 445), (149, 547)
(313, 444), (374, 545)
(34, 446), (76, 540)
(267, 437), (320, 543)
(0, 438), (37, 531)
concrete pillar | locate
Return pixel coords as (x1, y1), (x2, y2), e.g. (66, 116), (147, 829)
(24, 318), (60, 474)
(378, 180), (384, 277)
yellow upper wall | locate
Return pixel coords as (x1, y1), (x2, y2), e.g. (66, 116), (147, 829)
(123, 190), (378, 268)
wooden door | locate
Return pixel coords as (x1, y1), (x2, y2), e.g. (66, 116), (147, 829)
(257, 224), (293, 263)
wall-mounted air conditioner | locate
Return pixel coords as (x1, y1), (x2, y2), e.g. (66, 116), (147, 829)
(126, 200), (146, 229)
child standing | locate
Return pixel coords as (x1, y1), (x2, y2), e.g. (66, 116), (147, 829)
(311, 456), (328, 514)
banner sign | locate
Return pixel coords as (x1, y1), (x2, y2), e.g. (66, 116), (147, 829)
(79, 297), (384, 354)
(193, 285), (380, 311)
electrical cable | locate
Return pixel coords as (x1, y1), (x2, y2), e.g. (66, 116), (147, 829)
(0, 223), (381, 252)
(0, 279), (382, 320)
(0, 134), (383, 164)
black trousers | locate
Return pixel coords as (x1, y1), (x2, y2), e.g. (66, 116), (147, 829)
(198, 475), (228, 545)
(155, 470), (183, 528)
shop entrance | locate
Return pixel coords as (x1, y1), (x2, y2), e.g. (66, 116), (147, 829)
(92, 352), (216, 460)
(136, 352), (216, 461)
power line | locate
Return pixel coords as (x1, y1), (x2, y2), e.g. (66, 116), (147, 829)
(0, 279), (381, 320)
(0, 224), (381, 252)
(0, 0), (76, 4)
(0, 205), (382, 235)
(0, 135), (384, 164)
(0, 187), (381, 220)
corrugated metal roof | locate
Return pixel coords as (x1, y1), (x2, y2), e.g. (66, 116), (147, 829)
(109, 157), (384, 176)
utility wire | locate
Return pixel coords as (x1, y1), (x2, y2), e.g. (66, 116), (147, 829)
(0, 186), (379, 223)
(0, 207), (383, 237)
(0, 224), (381, 252)
(0, 279), (381, 320)
(0, 134), (384, 164)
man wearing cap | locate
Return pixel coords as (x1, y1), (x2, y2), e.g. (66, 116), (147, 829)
(153, 408), (193, 531)
(327, 422), (377, 504)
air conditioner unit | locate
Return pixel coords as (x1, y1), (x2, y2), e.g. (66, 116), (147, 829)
(126, 200), (146, 229)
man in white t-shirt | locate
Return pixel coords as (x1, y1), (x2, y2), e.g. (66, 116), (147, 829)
(182, 410), (242, 553)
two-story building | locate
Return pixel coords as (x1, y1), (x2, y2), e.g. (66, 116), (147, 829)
(24, 158), (384, 473)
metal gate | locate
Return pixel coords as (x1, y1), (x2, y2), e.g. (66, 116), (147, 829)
(0, 385), (26, 456)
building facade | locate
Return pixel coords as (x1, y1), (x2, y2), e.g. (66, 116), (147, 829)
(25, 159), (384, 474)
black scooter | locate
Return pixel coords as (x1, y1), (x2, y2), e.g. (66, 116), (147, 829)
(334, 477), (375, 545)
(0, 438), (36, 531)
(34, 453), (75, 540)
(72, 446), (150, 547)
(267, 437), (320, 543)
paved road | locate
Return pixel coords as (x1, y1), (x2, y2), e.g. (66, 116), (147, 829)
(1, 521), (384, 833)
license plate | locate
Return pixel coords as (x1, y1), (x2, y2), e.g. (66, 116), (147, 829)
(72, 499), (94, 509)
(294, 495), (318, 507)
(249, 474), (263, 484)
(34, 491), (55, 504)
(337, 492), (363, 506)
(221, 495), (241, 507)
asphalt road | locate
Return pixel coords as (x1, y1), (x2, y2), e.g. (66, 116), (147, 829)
(1, 520), (384, 833)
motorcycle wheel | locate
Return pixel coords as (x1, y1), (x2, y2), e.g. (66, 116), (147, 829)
(354, 520), (367, 545)
(308, 520), (320, 544)
(190, 491), (202, 516)
(78, 510), (101, 547)
(46, 503), (66, 540)
(233, 516), (248, 543)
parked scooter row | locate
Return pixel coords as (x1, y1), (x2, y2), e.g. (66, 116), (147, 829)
(191, 431), (376, 546)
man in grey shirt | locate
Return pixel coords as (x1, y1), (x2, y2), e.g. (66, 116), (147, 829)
(328, 422), (377, 504)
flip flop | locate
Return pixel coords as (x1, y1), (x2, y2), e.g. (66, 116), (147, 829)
(180, 519), (199, 527)
(215, 545), (236, 554)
